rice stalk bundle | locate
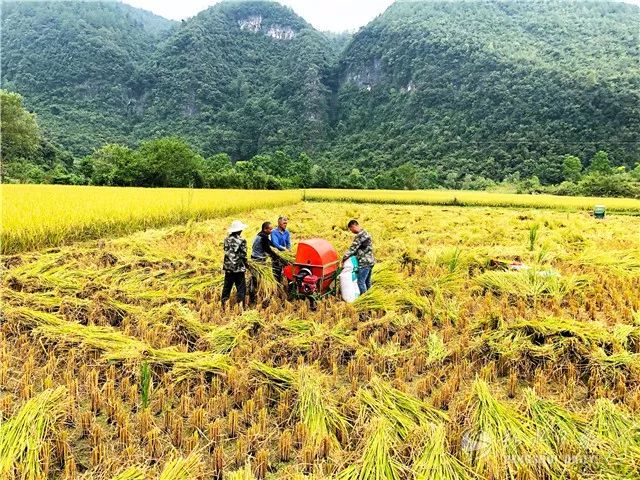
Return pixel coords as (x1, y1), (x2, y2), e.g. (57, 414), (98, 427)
(475, 270), (588, 300)
(612, 324), (640, 352)
(108, 466), (146, 480)
(250, 361), (296, 390)
(589, 399), (640, 475)
(3, 289), (90, 311)
(364, 338), (407, 365)
(475, 317), (621, 374)
(413, 424), (477, 480)
(396, 291), (431, 315)
(279, 250), (297, 264)
(226, 462), (256, 480)
(158, 452), (204, 480)
(4, 305), (68, 328)
(590, 399), (638, 447)
(371, 264), (403, 289)
(588, 349), (640, 386)
(336, 416), (404, 480)
(353, 286), (396, 312)
(279, 317), (314, 334)
(247, 260), (279, 300)
(35, 323), (149, 360)
(166, 303), (211, 338)
(572, 249), (640, 274)
(148, 349), (232, 380)
(250, 362), (347, 447)
(462, 378), (556, 479)
(522, 388), (589, 455)
(358, 376), (448, 439)
(509, 317), (612, 345)
(475, 329), (558, 368)
(296, 366), (348, 448)
(285, 320), (357, 355)
(168, 305), (260, 350)
(202, 324), (249, 354)
(413, 270), (463, 296)
(425, 332), (449, 365)
(0, 386), (67, 480)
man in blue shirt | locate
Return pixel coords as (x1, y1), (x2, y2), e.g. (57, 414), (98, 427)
(270, 216), (291, 282)
(271, 216), (291, 251)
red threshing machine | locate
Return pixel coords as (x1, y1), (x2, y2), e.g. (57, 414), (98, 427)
(283, 239), (341, 308)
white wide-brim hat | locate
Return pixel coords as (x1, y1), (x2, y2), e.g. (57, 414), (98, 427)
(228, 220), (248, 233)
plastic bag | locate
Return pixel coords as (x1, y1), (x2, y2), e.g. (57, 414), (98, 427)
(340, 256), (360, 303)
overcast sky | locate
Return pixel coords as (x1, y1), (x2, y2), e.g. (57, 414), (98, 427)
(121, 0), (640, 32)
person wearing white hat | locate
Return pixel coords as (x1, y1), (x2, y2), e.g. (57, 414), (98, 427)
(221, 220), (248, 307)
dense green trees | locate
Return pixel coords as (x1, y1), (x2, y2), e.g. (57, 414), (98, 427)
(1, 0), (639, 197)
(0, 90), (40, 162)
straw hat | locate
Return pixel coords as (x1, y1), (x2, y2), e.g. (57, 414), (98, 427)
(228, 220), (248, 233)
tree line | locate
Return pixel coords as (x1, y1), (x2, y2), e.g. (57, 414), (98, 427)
(2, 90), (639, 197)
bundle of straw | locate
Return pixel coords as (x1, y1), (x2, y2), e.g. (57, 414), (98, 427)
(35, 322), (149, 361)
(589, 399), (640, 474)
(250, 361), (296, 390)
(358, 376), (447, 439)
(462, 378), (556, 479)
(247, 260), (280, 300)
(337, 416), (404, 480)
(353, 287), (396, 312)
(148, 348), (232, 379)
(250, 362), (347, 447)
(296, 366), (348, 448)
(0, 386), (67, 480)
(226, 462), (256, 480)
(158, 453), (204, 480)
(4, 305), (67, 328)
(522, 388), (588, 455)
(108, 466), (146, 480)
(413, 424), (476, 480)
(475, 270), (589, 300)
(425, 332), (449, 365)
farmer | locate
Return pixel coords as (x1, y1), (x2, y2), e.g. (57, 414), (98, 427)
(221, 220), (248, 308)
(249, 221), (287, 303)
(270, 215), (291, 282)
(342, 219), (375, 294)
(271, 215), (291, 251)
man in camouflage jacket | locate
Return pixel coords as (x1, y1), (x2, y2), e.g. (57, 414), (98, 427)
(342, 219), (375, 294)
(222, 220), (248, 307)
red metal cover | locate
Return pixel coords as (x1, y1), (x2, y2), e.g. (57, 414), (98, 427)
(294, 239), (339, 294)
(295, 239), (339, 268)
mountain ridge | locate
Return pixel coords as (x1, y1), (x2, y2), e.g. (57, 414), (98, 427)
(1, 0), (638, 182)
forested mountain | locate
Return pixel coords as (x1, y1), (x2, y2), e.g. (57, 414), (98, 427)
(138, 1), (339, 158)
(1, 0), (639, 186)
(329, 0), (640, 182)
(1, 1), (175, 153)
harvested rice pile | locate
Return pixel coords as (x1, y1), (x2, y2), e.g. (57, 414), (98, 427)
(1, 202), (639, 479)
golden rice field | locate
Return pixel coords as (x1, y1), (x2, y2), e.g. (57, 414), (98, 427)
(5, 184), (640, 255)
(306, 188), (640, 214)
(0, 185), (302, 254)
(2, 200), (640, 479)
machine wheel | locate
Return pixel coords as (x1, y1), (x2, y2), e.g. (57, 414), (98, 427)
(308, 297), (318, 311)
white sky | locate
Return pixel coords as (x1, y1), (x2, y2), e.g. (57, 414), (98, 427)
(120, 0), (396, 32)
